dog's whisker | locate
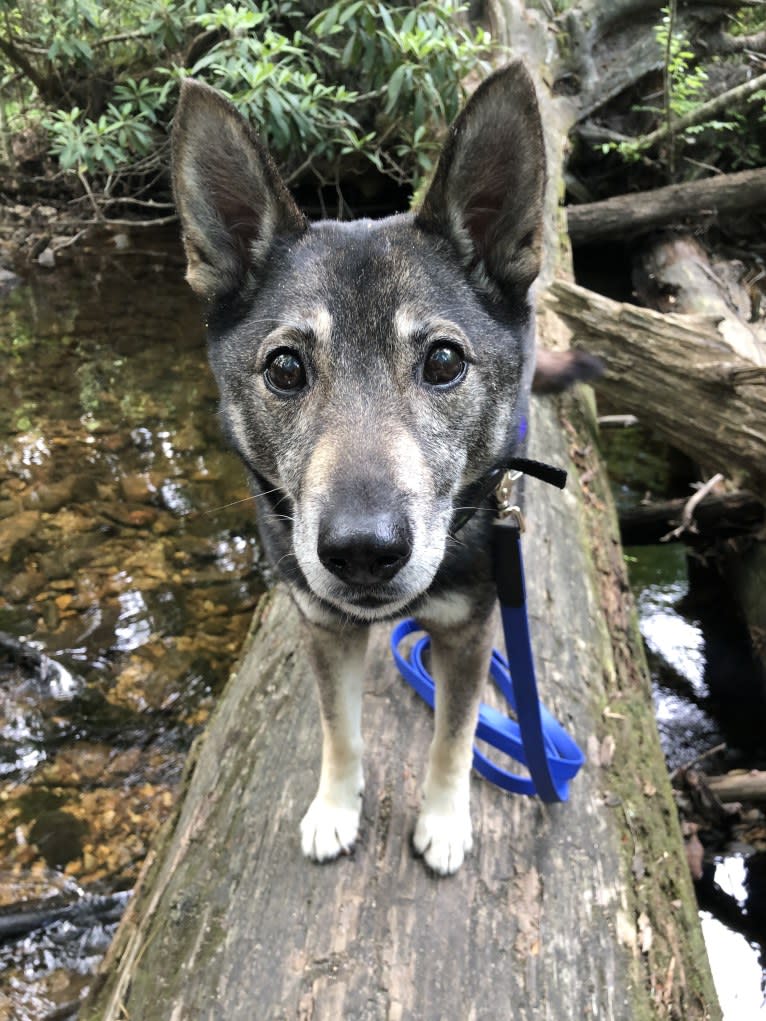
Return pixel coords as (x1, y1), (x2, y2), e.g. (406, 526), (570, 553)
(201, 494), (259, 515)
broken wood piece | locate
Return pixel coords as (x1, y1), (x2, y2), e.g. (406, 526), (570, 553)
(661, 474), (725, 542)
(633, 233), (766, 366)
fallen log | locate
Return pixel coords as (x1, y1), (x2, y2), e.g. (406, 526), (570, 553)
(567, 167), (766, 246)
(706, 769), (766, 804)
(545, 279), (766, 494)
(619, 490), (764, 546)
(81, 3), (720, 1018)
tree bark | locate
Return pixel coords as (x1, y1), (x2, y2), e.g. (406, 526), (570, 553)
(545, 279), (766, 495)
(81, 4), (721, 1019)
(567, 168), (766, 246)
(707, 770), (766, 804)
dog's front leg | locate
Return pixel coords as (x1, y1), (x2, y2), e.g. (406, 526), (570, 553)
(300, 620), (369, 862)
(413, 607), (496, 875)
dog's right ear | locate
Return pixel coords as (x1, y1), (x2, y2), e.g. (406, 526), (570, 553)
(172, 80), (307, 301)
(416, 62), (545, 300)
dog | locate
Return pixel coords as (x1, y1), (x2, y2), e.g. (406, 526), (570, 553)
(172, 62), (594, 875)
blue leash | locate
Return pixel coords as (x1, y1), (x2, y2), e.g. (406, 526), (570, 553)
(390, 478), (584, 802)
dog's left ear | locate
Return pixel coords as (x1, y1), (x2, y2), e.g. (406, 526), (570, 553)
(416, 62), (545, 298)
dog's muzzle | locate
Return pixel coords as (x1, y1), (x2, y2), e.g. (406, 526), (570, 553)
(317, 509), (412, 587)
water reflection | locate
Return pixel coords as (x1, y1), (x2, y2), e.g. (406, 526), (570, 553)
(0, 232), (265, 1017)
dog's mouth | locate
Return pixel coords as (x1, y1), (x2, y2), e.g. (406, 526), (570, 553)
(316, 582), (424, 622)
(299, 556), (442, 622)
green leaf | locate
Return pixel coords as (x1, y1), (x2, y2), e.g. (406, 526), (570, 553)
(385, 63), (408, 113)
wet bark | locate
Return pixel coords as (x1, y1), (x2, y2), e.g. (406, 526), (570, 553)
(81, 3), (721, 1019)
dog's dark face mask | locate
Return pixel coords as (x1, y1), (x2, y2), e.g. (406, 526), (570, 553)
(172, 65), (546, 621)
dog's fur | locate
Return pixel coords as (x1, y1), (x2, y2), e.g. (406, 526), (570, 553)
(172, 64), (588, 875)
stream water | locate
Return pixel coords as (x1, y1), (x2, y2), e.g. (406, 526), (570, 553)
(0, 233), (264, 1019)
(605, 425), (766, 1020)
(0, 234), (764, 1019)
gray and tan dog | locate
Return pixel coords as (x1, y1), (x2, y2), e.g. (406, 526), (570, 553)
(172, 63), (591, 875)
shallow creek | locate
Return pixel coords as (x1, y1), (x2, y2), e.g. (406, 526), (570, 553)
(0, 233), (263, 1019)
(0, 235), (763, 1018)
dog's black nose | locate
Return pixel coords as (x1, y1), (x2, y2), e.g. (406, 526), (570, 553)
(318, 512), (412, 586)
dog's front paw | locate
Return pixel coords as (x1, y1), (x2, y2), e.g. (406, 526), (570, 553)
(300, 794), (362, 863)
(413, 810), (473, 875)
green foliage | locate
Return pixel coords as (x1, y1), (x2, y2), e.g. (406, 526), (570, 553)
(654, 6), (709, 123)
(42, 79), (173, 175)
(0, 0), (493, 206)
(309, 1), (491, 181)
(599, 5), (735, 169)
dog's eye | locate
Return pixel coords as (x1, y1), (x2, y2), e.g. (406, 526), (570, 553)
(422, 343), (466, 387)
(265, 349), (306, 393)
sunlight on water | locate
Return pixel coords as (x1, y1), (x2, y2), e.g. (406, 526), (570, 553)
(702, 909), (765, 1020)
(638, 582), (706, 694)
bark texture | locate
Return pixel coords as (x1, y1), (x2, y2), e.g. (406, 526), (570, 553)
(545, 279), (766, 495)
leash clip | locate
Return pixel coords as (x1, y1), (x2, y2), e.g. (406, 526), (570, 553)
(494, 470), (525, 531)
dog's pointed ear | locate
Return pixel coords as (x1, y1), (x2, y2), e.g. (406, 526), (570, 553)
(416, 62), (546, 298)
(172, 79), (307, 300)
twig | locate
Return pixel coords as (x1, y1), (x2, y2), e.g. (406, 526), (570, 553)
(669, 742), (727, 782)
(52, 229), (89, 251)
(660, 473), (724, 542)
(77, 197), (176, 210)
(77, 171), (104, 222)
(636, 71), (766, 151)
(90, 214), (179, 228)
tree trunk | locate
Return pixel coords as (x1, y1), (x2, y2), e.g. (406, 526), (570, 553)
(567, 168), (766, 247)
(81, 4), (721, 1019)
